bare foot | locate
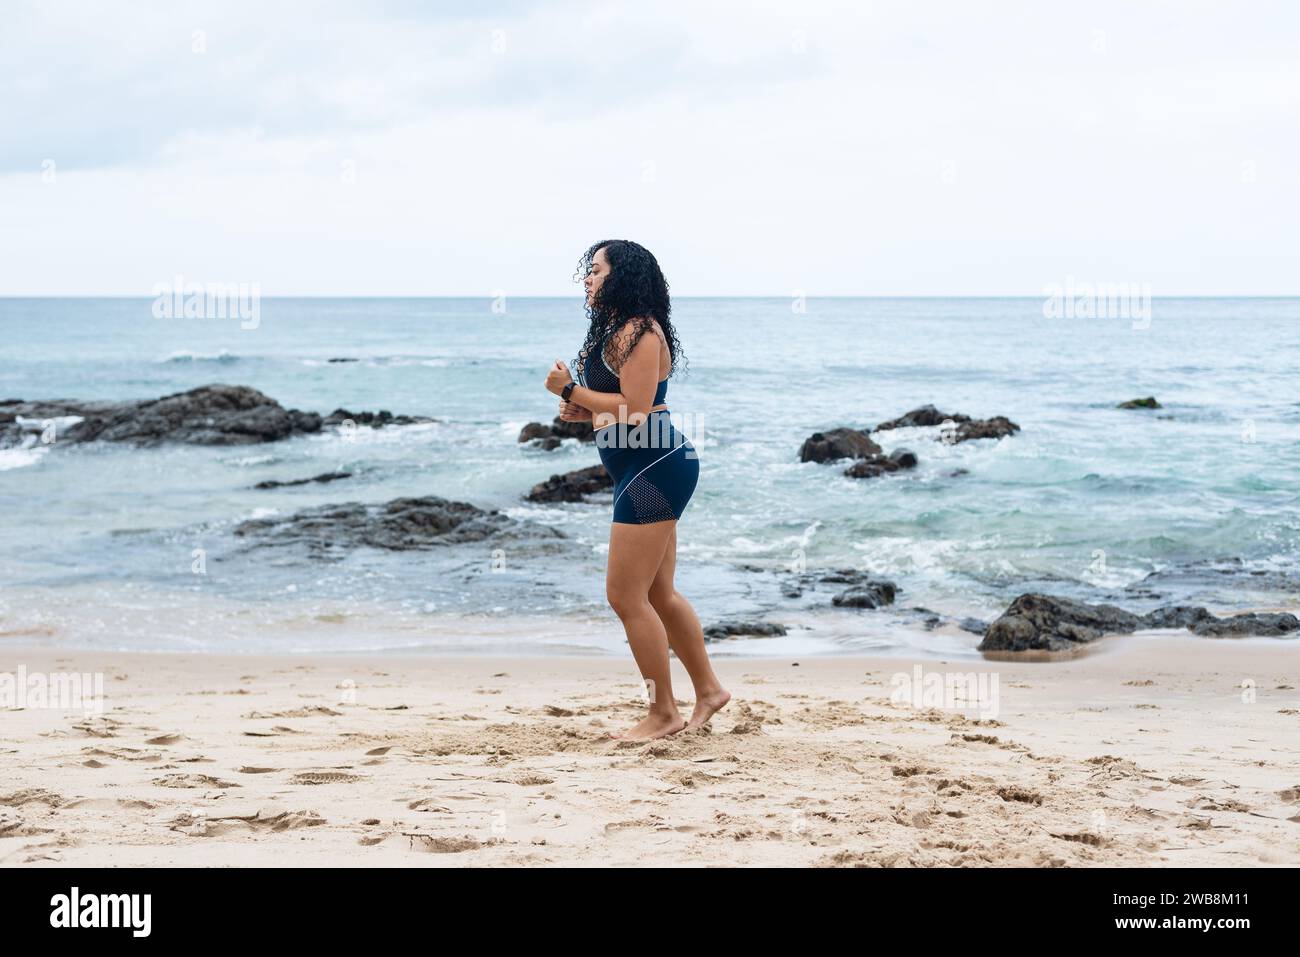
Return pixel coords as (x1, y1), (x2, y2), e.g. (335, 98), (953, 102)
(604, 712), (687, 742)
(686, 688), (731, 730)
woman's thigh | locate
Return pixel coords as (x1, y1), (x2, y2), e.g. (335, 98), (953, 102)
(606, 520), (675, 611)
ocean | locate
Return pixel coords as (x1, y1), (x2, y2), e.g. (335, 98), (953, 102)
(2, 296), (1297, 658)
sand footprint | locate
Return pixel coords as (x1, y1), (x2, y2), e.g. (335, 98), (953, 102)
(0, 789), (66, 808)
(81, 746), (162, 762)
(1277, 787), (1300, 822)
(168, 807), (325, 835)
(0, 813), (54, 837)
(242, 725), (303, 737)
(404, 833), (504, 853)
(151, 773), (240, 789)
(289, 771), (364, 785)
(144, 733), (186, 745)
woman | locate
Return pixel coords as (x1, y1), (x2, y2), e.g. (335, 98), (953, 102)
(544, 239), (730, 741)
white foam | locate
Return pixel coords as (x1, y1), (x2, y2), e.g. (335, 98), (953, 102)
(158, 349), (238, 363)
(0, 445), (49, 470)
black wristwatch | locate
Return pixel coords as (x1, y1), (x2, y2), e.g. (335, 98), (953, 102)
(561, 380), (576, 402)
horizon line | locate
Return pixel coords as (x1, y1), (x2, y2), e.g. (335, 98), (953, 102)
(2, 293), (1299, 300)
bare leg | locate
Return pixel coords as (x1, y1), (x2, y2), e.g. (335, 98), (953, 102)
(604, 519), (686, 741)
(648, 523), (731, 729)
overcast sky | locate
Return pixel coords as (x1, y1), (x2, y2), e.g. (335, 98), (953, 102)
(2, 0), (1297, 295)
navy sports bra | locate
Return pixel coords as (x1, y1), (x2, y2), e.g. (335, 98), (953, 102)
(580, 326), (668, 405)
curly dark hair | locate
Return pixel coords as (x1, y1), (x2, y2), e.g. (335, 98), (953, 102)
(571, 239), (687, 386)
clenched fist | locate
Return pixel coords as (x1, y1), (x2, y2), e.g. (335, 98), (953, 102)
(545, 360), (573, 397)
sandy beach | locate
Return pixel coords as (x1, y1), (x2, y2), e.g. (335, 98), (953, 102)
(3, 633), (1297, 867)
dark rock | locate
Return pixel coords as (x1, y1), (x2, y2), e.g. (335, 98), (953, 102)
(551, 419), (595, 441)
(843, 458), (889, 479)
(0, 386), (438, 449)
(799, 427), (880, 463)
(896, 605), (985, 635)
(254, 471), (354, 490)
(831, 579), (897, 608)
(322, 408), (436, 428)
(950, 417), (1020, 443)
(772, 566), (899, 607)
(904, 606), (943, 630)
(518, 422), (563, 450)
(1140, 605), (1214, 630)
(872, 405), (1018, 444)
(703, 620), (788, 641)
(519, 417), (595, 447)
(0, 384), (325, 447)
(1118, 396), (1161, 409)
(844, 447), (919, 479)
(1191, 612), (1299, 638)
(233, 495), (564, 555)
(0, 399), (90, 447)
(875, 405), (969, 430)
(1126, 558), (1300, 597)
(889, 448), (919, 468)
(526, 465), (613, 503)
(979, 592), (1298, 651)
(978, 593), (1144, 652)
(814, 568), (880, 586)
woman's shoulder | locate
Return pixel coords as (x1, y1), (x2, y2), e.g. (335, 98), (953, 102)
(610, 316), (666, 347)
(638, 316), (668, 345)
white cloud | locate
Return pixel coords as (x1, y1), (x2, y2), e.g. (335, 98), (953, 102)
(1, 0), (1297, 294)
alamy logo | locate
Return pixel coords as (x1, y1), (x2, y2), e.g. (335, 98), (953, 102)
(49, 887), (151, 937)
(1042, 275), (1151, 328)
(594, 409), (701, 456)
(889, 664), (999, 719)
(151, 273), (261, 329)
(0, 666), (104, 713)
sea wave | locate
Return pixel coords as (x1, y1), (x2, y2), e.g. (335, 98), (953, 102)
(300, 355), (449, 367)
(0, 445), (49, 470)
(159, 350), (240, 364)
(226, 453), (279, 467)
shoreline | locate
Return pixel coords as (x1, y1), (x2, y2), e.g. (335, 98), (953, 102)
(3, 635), (1297, 867)
(2, 579), (1296, 661)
